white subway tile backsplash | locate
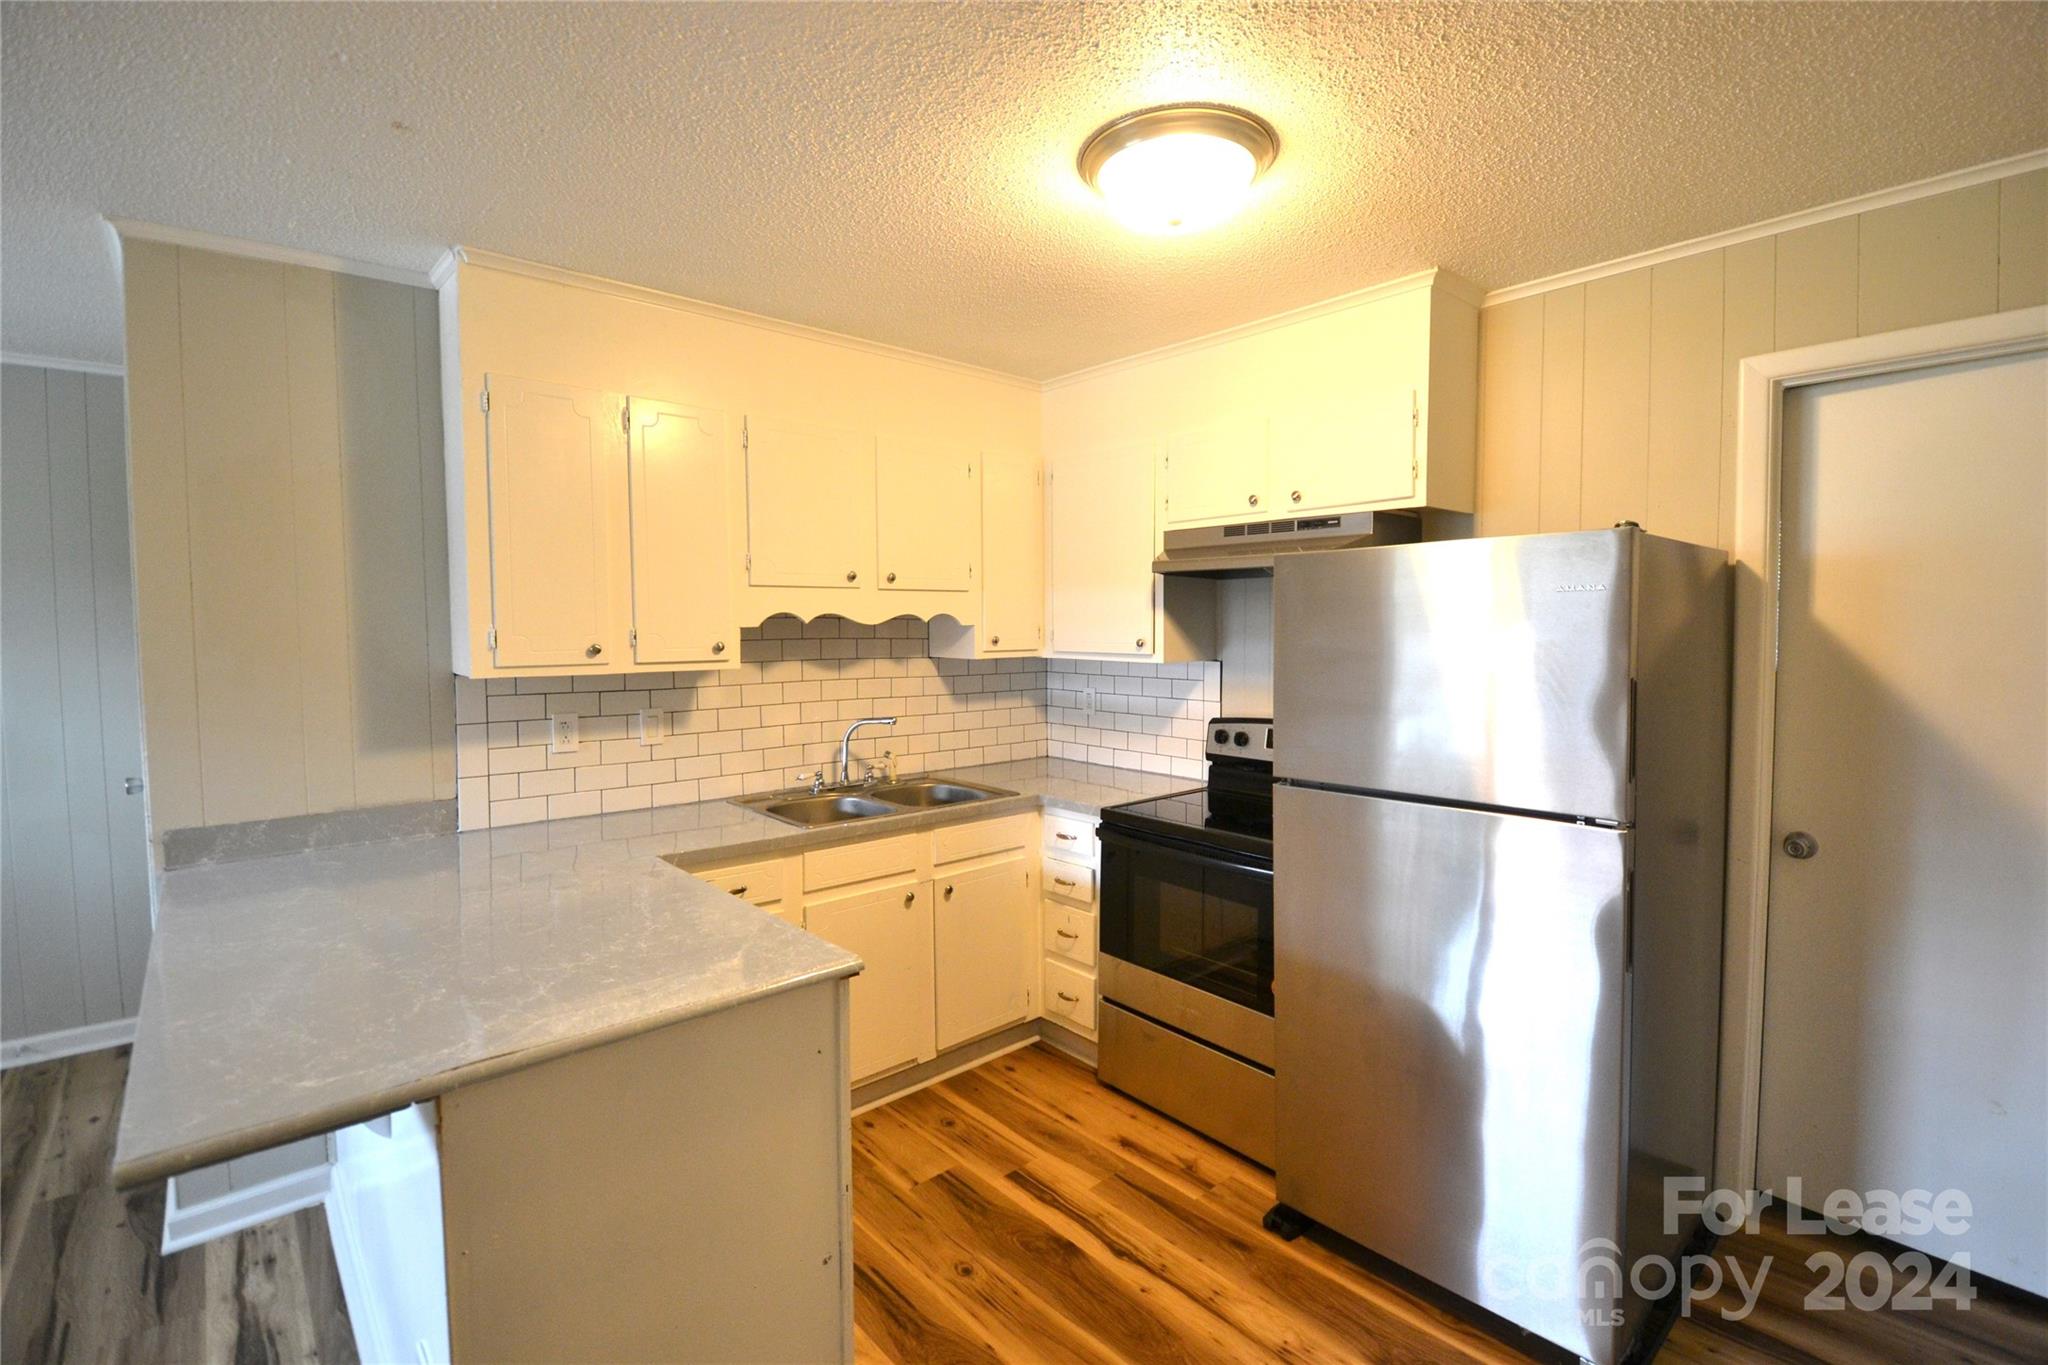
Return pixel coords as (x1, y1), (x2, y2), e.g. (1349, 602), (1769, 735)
(461, 616), (1220, 830)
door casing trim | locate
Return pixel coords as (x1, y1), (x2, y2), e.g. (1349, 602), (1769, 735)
(1721, 304), (2048, 1197)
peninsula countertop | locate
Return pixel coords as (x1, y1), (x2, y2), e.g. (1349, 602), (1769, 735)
(112, 758), (1188, 1188)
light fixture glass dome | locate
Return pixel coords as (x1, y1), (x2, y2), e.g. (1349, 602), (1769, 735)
(1079, 104), (1277, 234)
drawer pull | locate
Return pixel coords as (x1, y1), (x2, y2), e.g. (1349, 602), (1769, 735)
(728, 885), (748, 896)
(1053, 877), (1076, 889)
(1055, 928), (1079, 940)
(1057, 991), (1080, 1004)
(1054, 832), (1077, 842)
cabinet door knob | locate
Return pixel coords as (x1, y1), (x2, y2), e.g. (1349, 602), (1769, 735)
(729, 885), (748, 896)
(990, 635), (1001, 647)
(903, 891), (915, 906)
(1248, 493), (1259, 507)
(1135, 637), (1147, 650)
(712, 641), (726, 654)
(886, 571), (897, 583)
(847, 570), (858, 583)
(1290, 489), (1302, 503)
(585, 643), (603, 658)
(943, 884), (954, 899)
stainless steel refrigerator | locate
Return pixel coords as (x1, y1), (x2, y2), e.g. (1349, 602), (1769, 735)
(1270, 527), (1730, 1364)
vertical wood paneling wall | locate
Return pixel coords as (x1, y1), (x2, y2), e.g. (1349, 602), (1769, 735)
(2, 364), (153, 1040)
(122, 241), (455, 845)
(1477, 169), (2048, 547)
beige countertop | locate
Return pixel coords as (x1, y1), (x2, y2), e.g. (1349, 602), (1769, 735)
(112, 758), (1187, 1188)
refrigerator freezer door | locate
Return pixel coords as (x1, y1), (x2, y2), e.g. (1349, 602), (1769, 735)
(1274, 784), (1630, 1364)
(1274, 529), (1634, 823)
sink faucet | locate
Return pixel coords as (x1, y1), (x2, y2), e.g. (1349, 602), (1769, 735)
(838, 717), (897, 786)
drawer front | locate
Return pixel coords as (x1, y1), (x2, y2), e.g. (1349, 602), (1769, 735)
(1043, 811), (1097, 864)
(697, 859), (786, 906)
(1042, 856), (1095, 906)
(804, 833), (921, 892)
(1042, 903), (1097, 966)
(1042, 958), (1098, 1032)
(932, 813), (1034, 866)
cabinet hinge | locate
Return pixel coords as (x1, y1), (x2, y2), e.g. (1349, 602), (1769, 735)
(478, 387), (490, 414)
(741, 416), (749, 451)
(628, 627), (638, 648)
(486, 625), (497, 651)
(621, 404), (631, 434)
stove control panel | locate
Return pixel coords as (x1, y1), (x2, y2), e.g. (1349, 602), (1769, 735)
(1205, 717), (1274, 764)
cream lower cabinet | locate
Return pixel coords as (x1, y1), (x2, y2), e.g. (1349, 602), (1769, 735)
(804, 878), (936, 1082)
(933, 854), (1037, 1049)
(456, 374), (736, 676)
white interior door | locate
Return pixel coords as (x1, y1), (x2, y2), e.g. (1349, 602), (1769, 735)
(1757, 348), (2047, 1294)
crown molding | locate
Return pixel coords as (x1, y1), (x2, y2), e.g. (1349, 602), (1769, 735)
(1481, 149), (2048, 307)
(1043, 267), (1480, 391)
(105, 218), (436, 289)
(446, 246), (1042, 392)
(0, 351), (124, 377)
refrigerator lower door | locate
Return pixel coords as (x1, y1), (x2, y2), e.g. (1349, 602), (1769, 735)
(1275, 784), (1632, 1364)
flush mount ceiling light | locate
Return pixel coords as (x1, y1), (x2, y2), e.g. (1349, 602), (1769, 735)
(1078, 103), (1278, 234)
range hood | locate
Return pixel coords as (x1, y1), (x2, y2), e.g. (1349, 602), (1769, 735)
(1153, 510), (1422, 578)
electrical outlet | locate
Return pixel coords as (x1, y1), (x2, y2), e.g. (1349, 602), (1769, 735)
(637, 709), (662, 746)
(549, 713), (579, 756)
(1081, 680), (1099, 724)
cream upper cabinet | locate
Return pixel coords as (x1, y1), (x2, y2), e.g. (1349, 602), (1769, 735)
(933, 856), (1036, 1050)
(876, 438), (976, 593)
(482, 375), (628, 670)
(1269, 383), (1418, 515)
(743, 416), (875, 590)
(979, 452), (1043, 653)
(1048, 438), (1158, 657)
(627, 398), (734, 667)
(803, 879), (936, 1083)
(1162, 414), (1270, 527)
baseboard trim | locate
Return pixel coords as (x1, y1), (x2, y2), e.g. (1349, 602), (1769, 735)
(851, 1022), (1043, 1114)
(1, 1016), (136, 1069)
(1037, 1018), (1098, 1068)
(162, 1164), (331, 1255)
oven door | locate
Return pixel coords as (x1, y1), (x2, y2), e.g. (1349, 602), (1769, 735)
(1099, 825), (1275, 1026)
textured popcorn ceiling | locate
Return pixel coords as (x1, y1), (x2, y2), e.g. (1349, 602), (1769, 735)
(3, 2), (2043, 377)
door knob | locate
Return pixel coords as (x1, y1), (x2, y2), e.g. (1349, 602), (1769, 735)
(585, 643), (603, 658)
(1782, 831), (1819, 860)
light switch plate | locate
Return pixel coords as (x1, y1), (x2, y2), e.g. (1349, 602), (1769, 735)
(549, 714), (579, 756)
(636, 710), (662, 746)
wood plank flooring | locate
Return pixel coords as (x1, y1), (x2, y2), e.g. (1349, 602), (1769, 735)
(4, 1042), (2041, 1363)
(853, 1044), (2048, 1365)
(0, 1047), (356, 1364)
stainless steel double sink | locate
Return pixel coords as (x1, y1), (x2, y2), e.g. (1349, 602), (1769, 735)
(733, 777), (1017, 828)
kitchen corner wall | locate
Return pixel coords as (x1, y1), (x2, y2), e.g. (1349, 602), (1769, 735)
(122, 239), (456, 857)
(1474, 167), (2048, 549)
(454, 616), (1219, 829)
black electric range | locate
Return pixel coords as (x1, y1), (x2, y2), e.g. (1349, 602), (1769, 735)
(1093, 717), (1278, 1167)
